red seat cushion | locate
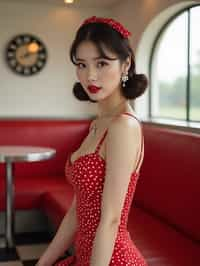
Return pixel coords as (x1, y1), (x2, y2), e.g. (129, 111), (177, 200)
(128, 206), (200, 266)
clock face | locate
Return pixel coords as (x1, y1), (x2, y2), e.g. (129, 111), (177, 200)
(5, 34), (48, 76)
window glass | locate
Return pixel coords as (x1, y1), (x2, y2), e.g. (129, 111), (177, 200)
(190, 6), (200, 121)
(151, 12), (188, 120)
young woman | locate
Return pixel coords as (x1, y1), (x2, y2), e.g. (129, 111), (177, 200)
(36, 16), (148, 266)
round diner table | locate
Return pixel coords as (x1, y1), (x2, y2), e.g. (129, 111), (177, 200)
(0, 145), (56, 248)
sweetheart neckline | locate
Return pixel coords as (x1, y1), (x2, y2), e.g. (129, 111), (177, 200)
(69, 152), (105, 166)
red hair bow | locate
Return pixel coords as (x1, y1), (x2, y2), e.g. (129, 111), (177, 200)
(81, 16), (131, 39)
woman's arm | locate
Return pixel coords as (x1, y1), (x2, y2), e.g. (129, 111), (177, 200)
(90, 115), (141, 266)
(36, 195), (77, 266)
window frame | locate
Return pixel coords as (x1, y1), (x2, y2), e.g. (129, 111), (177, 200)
(148, 3), (200, 132)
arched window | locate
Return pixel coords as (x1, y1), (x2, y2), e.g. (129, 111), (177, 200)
(150, 4), (200, 123)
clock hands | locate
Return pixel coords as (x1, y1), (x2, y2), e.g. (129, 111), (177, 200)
(20, 43), (40, 59)
(20, 51), (33, 59)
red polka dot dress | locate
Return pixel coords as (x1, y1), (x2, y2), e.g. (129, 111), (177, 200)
(55, 112), (148, 266)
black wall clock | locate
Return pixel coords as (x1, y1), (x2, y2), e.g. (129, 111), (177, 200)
(5, 33), (48, 76)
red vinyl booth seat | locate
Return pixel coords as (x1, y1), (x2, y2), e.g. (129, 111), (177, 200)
(0, 119), (199, 266)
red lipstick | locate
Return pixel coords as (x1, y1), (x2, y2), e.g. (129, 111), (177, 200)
(87, 85), (101, 93)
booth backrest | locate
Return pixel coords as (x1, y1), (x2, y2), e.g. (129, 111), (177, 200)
(0, 120), (199, 243)
(135, 124), (200, 242)
(0, 120), (90, 178)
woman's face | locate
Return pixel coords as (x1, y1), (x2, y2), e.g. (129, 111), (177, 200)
(75, 41), (125, 100)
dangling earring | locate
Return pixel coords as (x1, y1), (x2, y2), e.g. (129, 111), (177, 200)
(121, 72), (129, 87)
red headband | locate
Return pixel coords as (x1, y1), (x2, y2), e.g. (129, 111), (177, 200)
(80, 16), (131, 39)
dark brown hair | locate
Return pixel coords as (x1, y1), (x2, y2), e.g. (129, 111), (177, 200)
(69, 22), (148, 103)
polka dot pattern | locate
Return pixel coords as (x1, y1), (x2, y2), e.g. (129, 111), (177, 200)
(55, 113), (148, 266)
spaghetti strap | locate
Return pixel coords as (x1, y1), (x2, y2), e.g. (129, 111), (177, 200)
(95, 129), (108, 153)
(122, 112), (144, 174)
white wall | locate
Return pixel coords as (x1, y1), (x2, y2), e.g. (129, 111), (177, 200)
(112, 0), (198, 50)
(0, 0), (200, 119)
(0, 1), (110, 119)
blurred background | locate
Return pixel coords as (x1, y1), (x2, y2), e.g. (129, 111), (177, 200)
(0, 0), (199, 130)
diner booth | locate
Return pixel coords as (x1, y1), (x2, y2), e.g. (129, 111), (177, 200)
(0, 1), (200, 266)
